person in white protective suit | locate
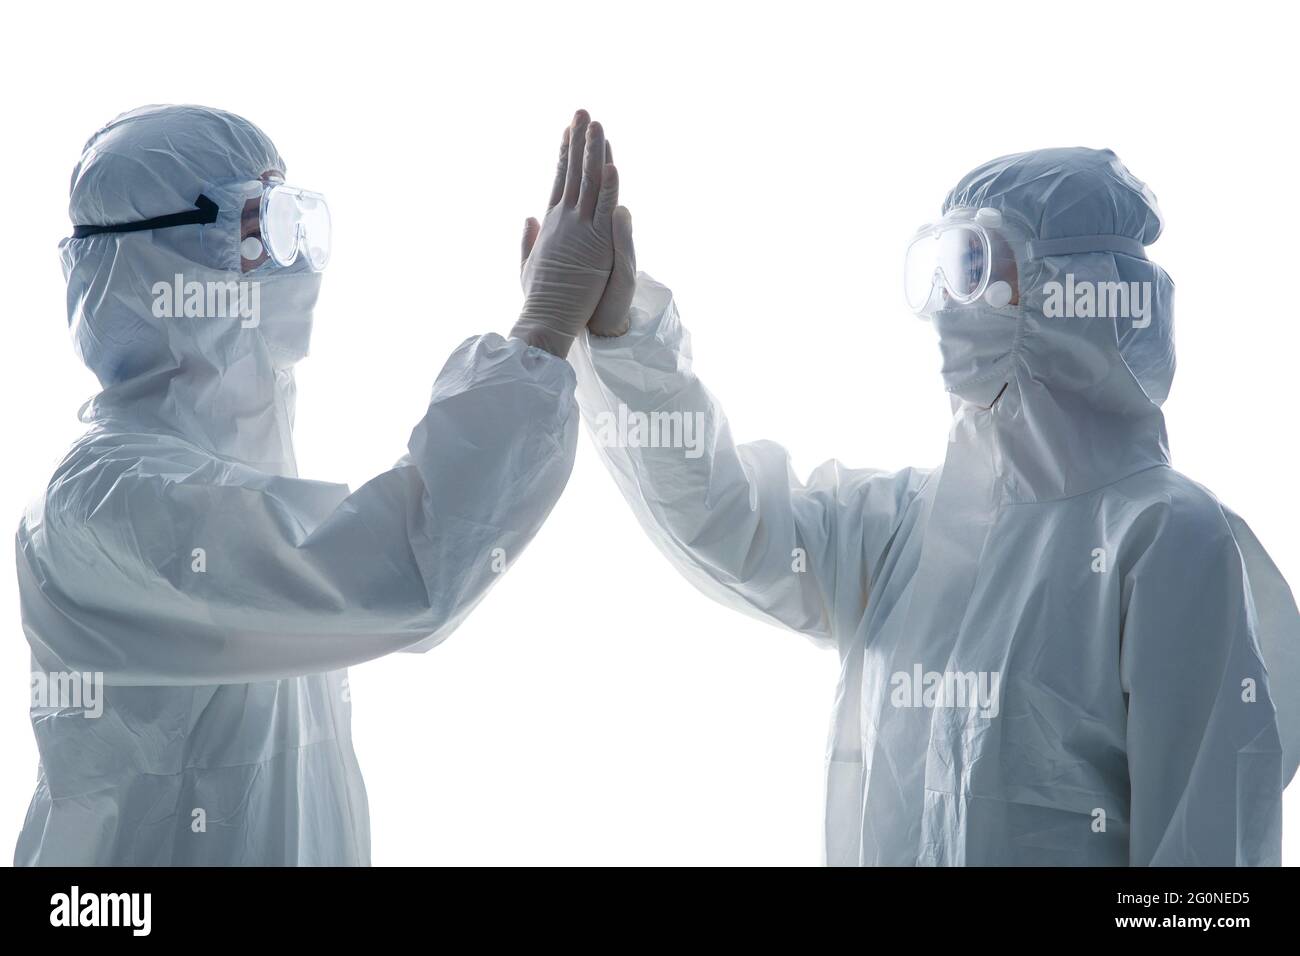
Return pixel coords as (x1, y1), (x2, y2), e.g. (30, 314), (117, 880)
(16, 104), (630, 865)
(570, 147), (1300, 865)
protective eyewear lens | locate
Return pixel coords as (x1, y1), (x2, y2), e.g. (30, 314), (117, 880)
(904, 223), (990, 312)
(262, 185), (331, 270)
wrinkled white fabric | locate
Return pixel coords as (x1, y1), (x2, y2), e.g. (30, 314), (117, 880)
(571, 148), (1296, 866)
(16, 106), (578, 865)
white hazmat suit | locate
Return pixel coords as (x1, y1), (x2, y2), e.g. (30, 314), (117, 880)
(16, 106), (579, 865)
(571, 148), (1299, 865)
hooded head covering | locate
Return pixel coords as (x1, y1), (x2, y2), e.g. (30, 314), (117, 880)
(61, 104), (323, 474)
(933, 146), (1176, 408)
(923, 148), (1175, 501)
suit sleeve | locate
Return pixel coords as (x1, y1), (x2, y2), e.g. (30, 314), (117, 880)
(1120, 502), (1288, 865)
(569, 273), (929, 649)
(19, 333), (578, 685)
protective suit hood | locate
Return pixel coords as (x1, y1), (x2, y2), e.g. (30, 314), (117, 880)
(931, 148), (1176, 502)
(61, 104), (322, 474)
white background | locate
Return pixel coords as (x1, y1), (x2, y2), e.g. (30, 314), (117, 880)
(0, 0), (1295, 865)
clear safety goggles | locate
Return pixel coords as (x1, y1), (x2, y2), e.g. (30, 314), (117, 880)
(259, 183), (331, 270)
(904, 205), (1153, 315)
(904, 207), (1017, 313)
(70, 182), (332, 272)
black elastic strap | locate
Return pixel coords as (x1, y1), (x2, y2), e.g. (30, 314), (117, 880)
(72, 194), (220, 239)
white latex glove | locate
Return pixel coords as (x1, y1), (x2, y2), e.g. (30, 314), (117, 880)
(512, 110), (635, 357)
(585, 136), (636, 340)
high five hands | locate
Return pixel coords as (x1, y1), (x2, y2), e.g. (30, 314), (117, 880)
(512, 110), (636, 357)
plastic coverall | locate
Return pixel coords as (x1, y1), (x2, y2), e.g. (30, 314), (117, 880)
(15, 106), (578, 865)
(570, 148), (1299, 866)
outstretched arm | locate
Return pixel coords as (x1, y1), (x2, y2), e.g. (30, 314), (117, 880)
(22, 110), (636, 686)
(22, 332), (577, 685)
(570, 274), (930, 648)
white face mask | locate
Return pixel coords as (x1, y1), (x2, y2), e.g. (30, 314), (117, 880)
(246, 263), (323, 368)
(64, 233), (323, 381)
(929, 304), (1021, 407)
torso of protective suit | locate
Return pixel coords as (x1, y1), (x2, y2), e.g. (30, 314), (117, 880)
(16, 105), (578, 866)
(570, 265), (1299, 865)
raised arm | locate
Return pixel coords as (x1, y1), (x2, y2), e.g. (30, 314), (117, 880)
(21, 333), (577, 685)
(22, 110), (633, 686)
(570, 274), (930, 648)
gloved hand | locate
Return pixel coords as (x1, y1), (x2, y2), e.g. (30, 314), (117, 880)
(512, 110), (635, 357)
(586, 149), (636, 339)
